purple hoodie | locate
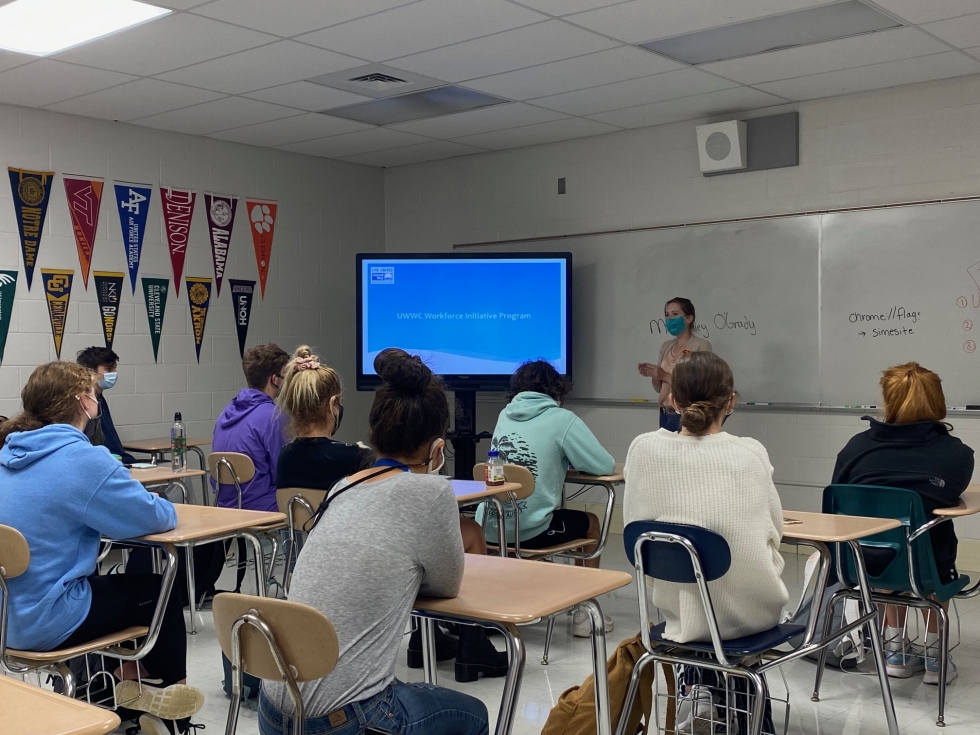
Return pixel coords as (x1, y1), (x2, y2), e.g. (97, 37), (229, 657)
(211, 388), (287, 512)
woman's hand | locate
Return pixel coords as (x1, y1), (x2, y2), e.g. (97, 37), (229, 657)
(638, 362), (659, 378)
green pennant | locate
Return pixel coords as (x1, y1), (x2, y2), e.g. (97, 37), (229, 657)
(141, 276), (170, 362)
(0, 270), (16, 363)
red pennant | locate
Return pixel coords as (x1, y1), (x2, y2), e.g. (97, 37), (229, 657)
(63, 176), (103, 289)
(245, 198), (277, 299)
(161, 187), (196, 294)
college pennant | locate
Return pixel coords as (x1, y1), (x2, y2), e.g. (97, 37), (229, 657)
(245, 198), (277, 299)
(0, 271), (17, 364)
(114, 182), (153, 293)
(141, 276), (169, 363)
(93, 271), (124, 350)
(8, 167), (54, 290)
(63, 176), (104, 289)
(161, 187), (196, 293)
(204, 193), (238, 297)
(185, 276), (212, 364)
(41, 269), (73, 359)
(229, 279), (255, 358)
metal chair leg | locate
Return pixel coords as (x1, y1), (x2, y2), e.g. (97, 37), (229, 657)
(936, 603), (950, 727)
(811, 592), (844, 702)
(542, 615), (557, 665)
(614, 652), (655, 735)
(51, 662), (75, 699)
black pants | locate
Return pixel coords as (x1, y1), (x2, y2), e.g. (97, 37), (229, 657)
(682, 664), (775, 735)
(58, 574), (186, 686)
(128, 544), (227, 606)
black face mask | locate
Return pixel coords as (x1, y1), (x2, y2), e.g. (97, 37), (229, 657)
(83, 416), (100, 439)
(333, 403), (344, 433)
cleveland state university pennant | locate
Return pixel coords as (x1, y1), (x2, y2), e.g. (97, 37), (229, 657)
(245, 198), (277, 299)
(8, 167), (54, 290)
(141, 276), (169, 362)
(229, 279), (255, 358)
(41, 269), (73, 359)
(205, 193), (238, 297)
(0, 270), (17, 364)
(161, 187), (196, 294)
(63, 176), (105, 289)
(185, 276), (212, 364)
(93, 271), (124, 350)
(114, 182), (153, 293)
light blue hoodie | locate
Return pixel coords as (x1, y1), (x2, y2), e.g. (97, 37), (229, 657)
(478, 392), (615, 543)
(0, 424), (176, 650)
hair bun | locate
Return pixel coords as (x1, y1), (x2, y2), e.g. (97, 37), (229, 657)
(680, 401), (712, 434)
(374, 348), (432, 395)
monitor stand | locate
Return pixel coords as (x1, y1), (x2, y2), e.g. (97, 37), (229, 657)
(449, 390), (491, 480)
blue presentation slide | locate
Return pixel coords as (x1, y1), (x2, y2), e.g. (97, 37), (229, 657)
(361, 258), (567, 375)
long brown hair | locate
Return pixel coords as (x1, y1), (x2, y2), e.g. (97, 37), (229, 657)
(0, 362), (96, 444)
(277, 345), (343, 436)
(880, 362), (946, 424)
(369, 349), (448, 456)
(670, 352), (735, 436)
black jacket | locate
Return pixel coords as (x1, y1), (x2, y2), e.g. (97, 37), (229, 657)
(832, 416), (974, 575)
(275, 437), (374, 493)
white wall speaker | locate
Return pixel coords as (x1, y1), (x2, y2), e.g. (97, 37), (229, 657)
(696, 120), (747, 173)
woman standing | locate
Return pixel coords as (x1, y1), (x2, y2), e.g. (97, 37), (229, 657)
(638, 297), (712, 431)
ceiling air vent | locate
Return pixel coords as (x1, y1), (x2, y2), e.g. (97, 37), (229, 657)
(308, 64), (444, 99)
(347, 73), (412, 92)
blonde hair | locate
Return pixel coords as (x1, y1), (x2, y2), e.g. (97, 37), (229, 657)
(0, 362), (96, 444)
(277, 346), (343, 435)
(880, 362), (946, 424)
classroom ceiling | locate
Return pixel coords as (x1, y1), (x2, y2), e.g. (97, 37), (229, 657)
(2, 0), (980, 167)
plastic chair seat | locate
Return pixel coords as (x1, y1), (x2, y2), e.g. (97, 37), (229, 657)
(487, 539), (597, 558)
(6, 626), (149, 663)
(649, 622), (805, 657)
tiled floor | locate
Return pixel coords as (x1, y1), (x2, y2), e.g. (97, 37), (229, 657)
(36, 539), (980, 734)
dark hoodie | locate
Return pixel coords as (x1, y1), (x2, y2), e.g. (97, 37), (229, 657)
(211, 389), (287, 511)
(832, 416), (974, 576)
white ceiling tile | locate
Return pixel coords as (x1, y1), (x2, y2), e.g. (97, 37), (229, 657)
(588, 86), (787, 128)
(209, 113), (372, 146)
(132, 97), (299, 136)
(192, 0), (420, 38)
(566, 0), (839, 44)
(700, 27), (951, 85)
(922, 13), (980, 49)
(279, 128), (432, 157)
(531, 67), (738, 116)
(45, 79), (225, 121)
(297, 0), (547, 61)
(464, 46), (684, 100)
(244, 81), (371, 111)
(0, 49), (33, 75)
(389, 102), (566, 137)
(54, 13), (274, 77)
(515, 0), (631, 15)
(154, 0), (213, 8)
(390, 20), (619, 82)
(757, 51), (980, 100)
(340, 140), (488, 167)
(872, 0), (980, 24)
(157, 40), (363, 95)
(451, 117), (620, 150)
(0, 61), (135, 108)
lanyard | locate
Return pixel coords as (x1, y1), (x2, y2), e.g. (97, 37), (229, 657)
(373, 458), (412, 472)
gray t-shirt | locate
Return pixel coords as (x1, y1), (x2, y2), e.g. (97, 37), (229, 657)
(263, 472), (464, 717)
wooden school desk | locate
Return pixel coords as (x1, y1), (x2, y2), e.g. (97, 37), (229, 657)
(414, 554), (631, 735)
(934, 483), (980, 517)
(451, 479), (523, 557)
(133, 504), (285, 635)
(781, 510), (901, 735)
(123, 438), (211, 503)
(563, 462), (625, 561)
(131, 466), (206, 505)
(0, 675), (120, 735)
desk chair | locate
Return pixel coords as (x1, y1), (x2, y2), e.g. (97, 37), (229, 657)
(473, 462), (605, 665)
(275, 488), (326, 592)
(214, 593), (338, 735)
(820, 485), (980, 726)
(617, 521), (805, 735)
(0, 524), (174, 703)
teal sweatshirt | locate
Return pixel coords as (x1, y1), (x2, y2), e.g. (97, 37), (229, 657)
(0, 424), (176, 650)
(479, 392), (615, 543)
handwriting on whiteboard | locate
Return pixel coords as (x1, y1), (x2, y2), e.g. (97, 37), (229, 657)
(649, 313), (757, 337)
(849, 306), (921, 324)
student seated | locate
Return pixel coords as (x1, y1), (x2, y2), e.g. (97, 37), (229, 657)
(275, 345), (374, 491)
(479, 359), (615, 636)
(0, 362), (203, 735)
(76, 346), (135, 463)
(833, 362), (973, 685)
(623, 351), (787, 735)
(259, 349), (491, 735)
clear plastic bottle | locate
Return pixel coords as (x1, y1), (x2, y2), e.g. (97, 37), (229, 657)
(485, 449), (505, 486)
(171, 412), (187, 472)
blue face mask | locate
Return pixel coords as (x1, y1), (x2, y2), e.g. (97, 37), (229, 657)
(665, 316), (687, 336)
(98, 372), (117, 390)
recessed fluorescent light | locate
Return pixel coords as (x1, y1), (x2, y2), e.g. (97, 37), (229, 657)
(641, 1), (901, 66)
(0, 0), (170, 56)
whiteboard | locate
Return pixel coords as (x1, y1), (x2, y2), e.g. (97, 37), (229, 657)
(820, 200), (980, 406)
(466, 218), (820, 403)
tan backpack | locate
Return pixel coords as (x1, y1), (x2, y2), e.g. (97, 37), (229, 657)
(541, 633), (675, 735)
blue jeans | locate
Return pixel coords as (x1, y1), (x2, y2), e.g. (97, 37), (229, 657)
(258, 682), (489, 735)
(660, 407), (681, 432)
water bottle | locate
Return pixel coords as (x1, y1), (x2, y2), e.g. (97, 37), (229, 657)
(485, 449), (505, 486)
(171, 412), (187, 472)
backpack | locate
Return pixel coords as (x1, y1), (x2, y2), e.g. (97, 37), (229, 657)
(541, 633), (675, 735)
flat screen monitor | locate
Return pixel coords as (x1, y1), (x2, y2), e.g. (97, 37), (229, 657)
(356, 252), (572, 391)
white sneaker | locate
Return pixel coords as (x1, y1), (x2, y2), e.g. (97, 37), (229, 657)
(677, 686), (715, 735)
(924, 655), (958, 686)
(572, 609), (615, 638)
(114, 681), (204, 720)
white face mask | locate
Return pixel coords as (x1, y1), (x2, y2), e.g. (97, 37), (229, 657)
(428, 439), (446, 475)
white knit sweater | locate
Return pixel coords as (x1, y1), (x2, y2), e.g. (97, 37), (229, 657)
(623, 429), (788, 644)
